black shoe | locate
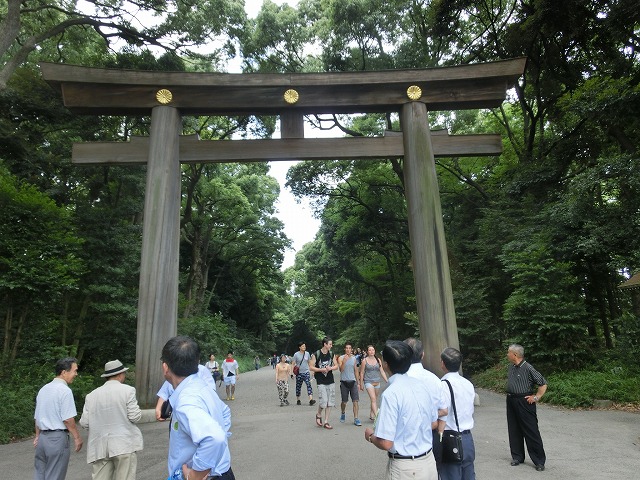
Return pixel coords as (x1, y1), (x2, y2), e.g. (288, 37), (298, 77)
(296, 400), (301, 405)
(309, 399), (316, 405)
(535, 465), (545, 471)
(510, 461), (521, 466)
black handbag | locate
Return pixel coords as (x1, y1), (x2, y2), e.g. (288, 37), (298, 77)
(441, 379), (464, 463)
(160, 399), (172, 419)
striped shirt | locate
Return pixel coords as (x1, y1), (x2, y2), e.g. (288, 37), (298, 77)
(507, 360), (546, 395)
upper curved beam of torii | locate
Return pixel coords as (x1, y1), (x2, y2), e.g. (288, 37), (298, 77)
(40, 58), (526, 116)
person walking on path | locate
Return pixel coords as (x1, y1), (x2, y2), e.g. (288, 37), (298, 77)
(222, 351), (239, 401)
(506, 344), (547, 471)
(275, 354), (292, 406)
(162, 336), (234, 480)
(205, 354), (220, 387)
(33, 357), (83, 480)
(254, 355), (260, 371)
(292, 341), (316, 406)
(438, 348), (476, 480)
(309, 336), (339, 429)
(404, 338), (448, 467)
(363, 340), (438, 480)
(79, 360), (143, 480)
(338, 342), (362, 426)
(359, 344), (388, 421)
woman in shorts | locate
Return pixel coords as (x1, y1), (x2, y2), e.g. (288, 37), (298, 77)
(359, 345), (387, 421)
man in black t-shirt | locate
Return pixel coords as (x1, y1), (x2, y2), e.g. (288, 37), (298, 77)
(309, 337), (339, 430)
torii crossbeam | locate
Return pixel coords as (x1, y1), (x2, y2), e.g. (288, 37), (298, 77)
(41, 58), (526, 406)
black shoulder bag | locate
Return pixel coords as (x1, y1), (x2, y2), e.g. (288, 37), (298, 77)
(441, 379), (464, 463)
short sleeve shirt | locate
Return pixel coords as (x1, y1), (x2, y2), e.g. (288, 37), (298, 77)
(507, 360), (547, 394)
(374, 373), (437, 456)
(34, 378), (77, 430)
(292, 351), (310, 374)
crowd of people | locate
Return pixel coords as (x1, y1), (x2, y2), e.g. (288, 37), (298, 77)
(33, 338), (547, 480)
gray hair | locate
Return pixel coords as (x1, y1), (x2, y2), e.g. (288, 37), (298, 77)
(508, 344), (524, 358)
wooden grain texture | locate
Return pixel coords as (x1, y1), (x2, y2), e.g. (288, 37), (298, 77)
(71, 133), (502, 165)
(401, 102), (460, 375)
(135, 106), (181, 407)
(41, 58), (526, 115)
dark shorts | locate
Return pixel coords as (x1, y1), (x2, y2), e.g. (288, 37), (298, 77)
(340, 380), (359, 402)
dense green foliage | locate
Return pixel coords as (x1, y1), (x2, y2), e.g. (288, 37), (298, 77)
(1, 0), (639, 443)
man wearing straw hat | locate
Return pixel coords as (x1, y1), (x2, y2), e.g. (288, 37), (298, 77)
(80, 360), (143, 480)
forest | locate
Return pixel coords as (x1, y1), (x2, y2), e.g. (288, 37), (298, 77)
(1, 0), (639, 442)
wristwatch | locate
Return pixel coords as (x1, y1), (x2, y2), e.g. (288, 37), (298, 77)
(533, 395), (538, 401)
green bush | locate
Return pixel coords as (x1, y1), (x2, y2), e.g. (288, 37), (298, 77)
(0, 383), (39, 443)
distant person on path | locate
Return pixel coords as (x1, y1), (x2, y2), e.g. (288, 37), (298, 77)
(33, 357), (83, 480)
(222, 351), (239, 401)
(79, 360), (143, 480)
(161, 335), (234, 480)
(254, 355), (260, 370)
(404, 337), (448, 468)
(271, 354), (277, 369)
(506, 344), (547, 471)
(338, 342), (362, 426)
(363, 341), (438, 480)
(309, 336), (339, 429)
(438, 348), (476, 480)
(292, 341), (316, 406)
(359, 344), (388, 421)
(205, 354), (220, 387)
(275, 354), (292, 406)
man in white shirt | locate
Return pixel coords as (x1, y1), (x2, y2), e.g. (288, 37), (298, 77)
(438, 347), (476, 480)
(363, 340), (438, 480)
(80, 360), (143, 480)
(33, 357), (83, 480)
(404, 337), (449, 469)
(221, 351), (239, 401)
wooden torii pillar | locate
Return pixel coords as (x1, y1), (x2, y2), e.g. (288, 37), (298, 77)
(41, 58), (525, 406)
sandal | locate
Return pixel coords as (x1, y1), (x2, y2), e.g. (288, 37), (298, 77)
(315, 415), (323, 427)
(323, 423), (333, 430)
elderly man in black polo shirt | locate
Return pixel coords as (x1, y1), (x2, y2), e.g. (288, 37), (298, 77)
(506, 344), (547, 471)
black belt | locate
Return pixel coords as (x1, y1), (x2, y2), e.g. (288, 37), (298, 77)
(388, 448), (431, 460)
(41, 429), (68, 433)
(461, 430), (471, 434)
(507, 393), (531, 398)
(207, 467), (234, 479)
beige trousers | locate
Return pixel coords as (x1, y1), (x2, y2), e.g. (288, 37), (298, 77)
(386, 451), (438, 480)
(91, 452), (137, 480)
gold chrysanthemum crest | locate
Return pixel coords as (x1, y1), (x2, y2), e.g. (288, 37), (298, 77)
(156, 89), (173, 104)
(283, 89), (299, 104)
(406, 85), (422, 101)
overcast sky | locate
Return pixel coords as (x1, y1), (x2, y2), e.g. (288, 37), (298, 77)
(243, 0), (327, 269)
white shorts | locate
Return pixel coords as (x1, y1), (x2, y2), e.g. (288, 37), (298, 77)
(317, 383), (336, 408)
(223, 375), (236, 385)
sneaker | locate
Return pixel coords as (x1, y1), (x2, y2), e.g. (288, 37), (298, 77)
(230, 396), (235, 400)
(340, 413), (346, 423)
(226, 397), (230, 401)
(309, 399), (316, 406)
(297, 400), (301, 405)
(354, 418), (362, 426)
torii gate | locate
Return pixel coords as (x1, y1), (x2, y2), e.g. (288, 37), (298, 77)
(41, 58), (525, 407)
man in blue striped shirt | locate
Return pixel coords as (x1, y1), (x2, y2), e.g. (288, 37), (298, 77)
(506, 344), (547, 472)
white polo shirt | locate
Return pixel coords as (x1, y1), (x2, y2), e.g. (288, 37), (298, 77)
(374, 373), (437, 456)
(34, 378), (77, 430)
(441, 371), (475, 431)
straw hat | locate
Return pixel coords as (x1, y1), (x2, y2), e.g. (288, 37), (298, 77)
(101, 359), (129, 378)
